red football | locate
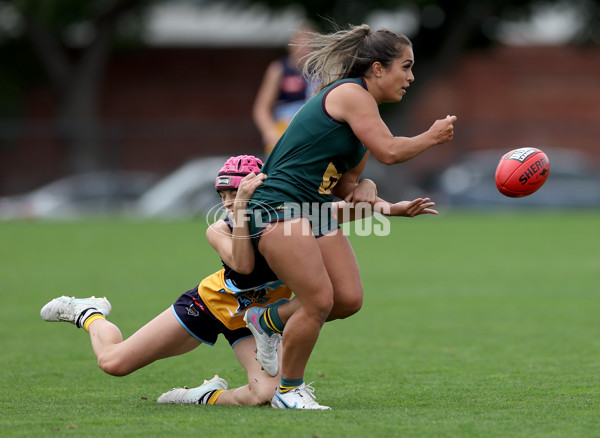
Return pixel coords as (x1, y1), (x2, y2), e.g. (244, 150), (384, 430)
(495, 147), (550, 197)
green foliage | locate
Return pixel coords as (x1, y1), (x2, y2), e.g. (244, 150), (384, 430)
(0, 212), (599, 437)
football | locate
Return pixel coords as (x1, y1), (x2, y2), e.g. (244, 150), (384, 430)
(495, 147), (550, 197)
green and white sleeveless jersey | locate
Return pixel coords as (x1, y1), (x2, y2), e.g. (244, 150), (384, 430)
(251, 77), (368, 206)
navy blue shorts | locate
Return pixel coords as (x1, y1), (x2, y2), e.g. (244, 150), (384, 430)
(171, 288), (252, 347)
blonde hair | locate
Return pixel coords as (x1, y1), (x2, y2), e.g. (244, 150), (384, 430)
(300, 24), (412, 93)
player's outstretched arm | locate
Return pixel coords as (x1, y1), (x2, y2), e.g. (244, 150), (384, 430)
(329, 83), (457, 165)
(333, 196), (438, 223)
(333, 175), (438, 222)
(375, 198), (438, 217)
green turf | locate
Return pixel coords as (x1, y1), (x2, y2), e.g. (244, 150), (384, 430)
(1, 211), (599, 437)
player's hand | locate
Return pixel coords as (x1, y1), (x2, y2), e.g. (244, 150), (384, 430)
(428, 115), (457, 145)
(235, 172), (266, 206)
(385, 198), (438, 217)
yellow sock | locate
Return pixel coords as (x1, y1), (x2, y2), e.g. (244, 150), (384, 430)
(263, 307), (283, 334)
(207, 389), (225, 405)
(83, 313), (105, 332)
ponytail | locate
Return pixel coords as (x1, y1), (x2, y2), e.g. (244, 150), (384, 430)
(300, 24), (412, 93)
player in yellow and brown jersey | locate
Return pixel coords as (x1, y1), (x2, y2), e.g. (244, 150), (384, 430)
(40, 156), (288, 406)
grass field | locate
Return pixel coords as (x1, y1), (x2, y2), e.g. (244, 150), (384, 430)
(1, 211), (599, 437)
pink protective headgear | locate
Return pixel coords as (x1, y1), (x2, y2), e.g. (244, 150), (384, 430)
(215, 155), (263, 191)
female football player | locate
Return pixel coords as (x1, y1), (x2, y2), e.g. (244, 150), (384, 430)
(243, 23), (457, 409)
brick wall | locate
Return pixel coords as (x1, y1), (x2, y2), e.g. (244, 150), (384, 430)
(1, 45), (599, 196)
(0, 47), (279, 194)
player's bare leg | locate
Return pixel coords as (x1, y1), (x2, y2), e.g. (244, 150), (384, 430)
(318, 228), (363, 320)
(258, 218), (332, 409)
(88, 309), (201, 376)
(257, 228), (362, 325)
(157, 336), (281, 406)
(217, 336), (281, 405)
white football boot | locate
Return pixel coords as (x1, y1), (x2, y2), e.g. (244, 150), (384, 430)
(157, 375), (228, 404)
(40, 296), (111, 328)
(271, 383), (331, 410)
(243, 307), (281, 376)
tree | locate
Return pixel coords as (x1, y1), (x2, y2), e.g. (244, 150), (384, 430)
(8, 0), (153, 172)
